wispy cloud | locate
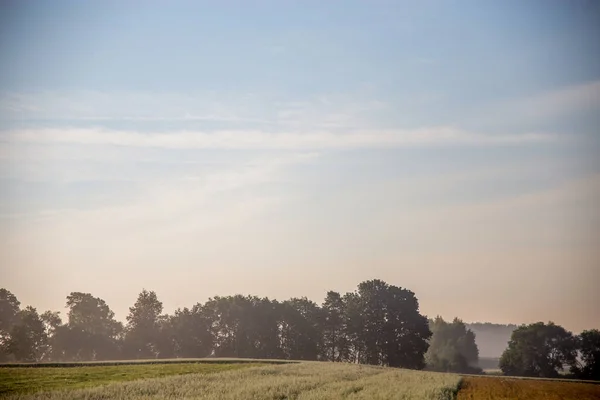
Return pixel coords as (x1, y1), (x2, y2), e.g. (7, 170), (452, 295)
(0, 90), (385, 130)
(3, 127), (558, 150)
(518, 80), (600, 118)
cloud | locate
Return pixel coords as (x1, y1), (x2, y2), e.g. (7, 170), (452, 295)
(519, 80), (600, 118)
(0, 90), (385, 130)
(2, 127), (558, 150)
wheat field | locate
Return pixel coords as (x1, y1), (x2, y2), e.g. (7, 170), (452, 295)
(2, 362), (461, 400)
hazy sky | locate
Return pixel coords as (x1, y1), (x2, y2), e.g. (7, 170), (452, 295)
(1, 0), (599, 332)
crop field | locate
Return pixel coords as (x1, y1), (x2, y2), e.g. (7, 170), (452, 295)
(0, 361), (266, 397)
(0, 361), (460, 400)
(1, 360), (599, 400)
(456, 375), (600, 400)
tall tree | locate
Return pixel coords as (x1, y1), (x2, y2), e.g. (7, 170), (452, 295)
(499, 322), (578, 378)
(5, 307), (47, 362)
(205, 295), (281, 359)
(279, 297), (322, 360)
(321, 291), (347, 362)
(39, 311), (62, 361)
(572, 329), (600, 380)
(170, 304), (214, 358)
(0, 289), (21, 361)
(352, 280), (431, 369)
(342, 292), (365, 363)
(52, 292), (122, 361)
(425, 317), (481, 373)
(124, 290), (163, 359)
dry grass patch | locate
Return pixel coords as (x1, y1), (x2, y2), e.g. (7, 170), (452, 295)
(457, 376), (600, 400)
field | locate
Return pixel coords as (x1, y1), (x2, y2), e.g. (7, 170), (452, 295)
(1, 360), (599, 400)
(0, 360), (266, 397)
(0, 361), (460, 400)
(457, 376), (600, 400)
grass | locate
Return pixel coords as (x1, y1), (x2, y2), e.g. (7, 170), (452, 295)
(0, 361), (263, 397)
(1, 362), (461, 400)
(5, 358), (597, 400)
(456, 375), (600, 400)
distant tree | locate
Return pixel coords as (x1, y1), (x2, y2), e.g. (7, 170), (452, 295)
(205, 295), (281, 359)
(351, 280), (431, 369)
(5, 307), (47, 362)
(39, 311), (62, 361)
(321, 291), (347, 362)
(169, 304), (214, 358)
(0, 289), (21, 333)
(425, 317), (481, 373)
(342, 292), (365, 363)
(279, 297), (322, 360)
(499, 322), (578, 378)
(572, 329), (600, 380)
(0, 289), (21, 361)
(52, 292), (122, 361)
(124, 290), (163, 359)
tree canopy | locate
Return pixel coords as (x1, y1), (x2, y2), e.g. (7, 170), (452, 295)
(499, 322), (578, 378)
(425, 317), (481, 373)
(573, 329), (600, 380)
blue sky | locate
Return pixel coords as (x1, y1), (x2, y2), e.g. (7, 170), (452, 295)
(1, 0), (599, 331)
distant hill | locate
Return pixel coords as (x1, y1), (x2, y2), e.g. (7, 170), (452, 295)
(466, 322), (518, 358)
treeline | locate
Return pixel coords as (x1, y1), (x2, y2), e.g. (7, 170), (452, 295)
(0, 280), (433, 369)
(2, 282), (598, 380)
(500, 322), (600, 380)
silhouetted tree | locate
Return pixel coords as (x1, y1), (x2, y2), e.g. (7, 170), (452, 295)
(170, 304), (214, 358)
(203, 295), (272, 358)
(124, 289), (164, 359)
(342, 292), (365, 363)
(279, 298), (322, 360)
(51, 292), (122, 361)
(321, 291), (347, 362)
(425, 317), (481, 373)
(0, 288), (21, 361)
(572, 329), (600, 380)
(5, 307), (47, 362)
(350, 280), (431, 369)
(499, 322), (578, 378)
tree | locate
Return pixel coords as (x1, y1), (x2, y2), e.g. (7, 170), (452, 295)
(279, 298), (322, 360)
(499, 322), (578, 378)
(321, 291), (347, 362)
(51, 292), (122, 361)
(349, 280), (431, 369)
(572, 329), (600, 380)
(124, 290), (163, 359)
(39, 311), (62, 361)
(342, 292), (365, 363)
(0, 289), (21, 361)
(170, 304), (214, 358)
(205, 295), (281, 359)
(425, 317), (481, 373)
(5, 307), (47, 362)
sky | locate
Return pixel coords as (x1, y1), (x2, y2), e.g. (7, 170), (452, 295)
(1, 0), (599, 333)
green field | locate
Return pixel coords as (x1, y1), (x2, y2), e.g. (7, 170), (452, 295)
(1, 360), (598, 400)
(0, 361), (266, 397)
